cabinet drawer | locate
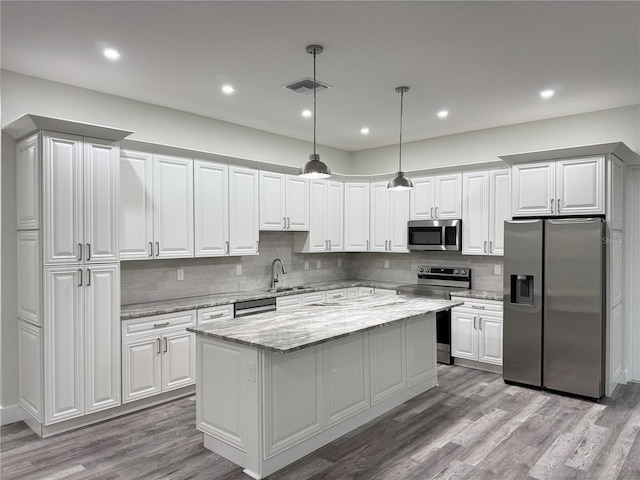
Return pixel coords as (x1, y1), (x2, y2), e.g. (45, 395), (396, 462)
(303, 291), (326, 304)
(451, 296), (502, 313)
(198, 304), (234, 324)
(325, 289), (347, 301)
(277, 295), (303, 310)
(123, 310), (196, 338)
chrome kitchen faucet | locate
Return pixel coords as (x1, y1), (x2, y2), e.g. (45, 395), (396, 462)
(270, 258), (287, 289)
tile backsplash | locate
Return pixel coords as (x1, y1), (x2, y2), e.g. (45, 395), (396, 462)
(121, 231), (503, 305)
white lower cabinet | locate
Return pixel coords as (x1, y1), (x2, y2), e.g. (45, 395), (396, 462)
(122, 310), (196, 403)
(370, 322), (406, 404)
(451, 297), (503, 367)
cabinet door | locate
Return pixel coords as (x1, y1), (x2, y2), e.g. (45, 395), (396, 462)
(259, 171), (286, 230)
(229, 166), (259, 256)
(122, 336), (162, 403)
(154, 155), (194, 258)
(324, 333), (369, 427)
(120, 150), (154, 260)
(18, 320), (42, 422)
(194, 160), (229, 257)
(307, 180), (328, 252)
(370, 322), (406, 404)
(462, 171), (489, 255)
(451, 309), (478, 361)
(43, 132), (83, 265)
(610, 156), (624, 230)
(44, 266), (84, 424)
(84, 139), (119, 263)
(409, 177), (435, 219)
(326, 181), (344, 251)
(369, 182), (389, 252)
(556, 156), (604, 215)
(406, 314), (436, 386)
(17, 231), (41, 326)
(511, 162), (555, 217)
(388, 189), (410, 252)
(488, 169), (510, 256)
(434, 173), (462, 219)
(16, 134), (40, 230)
(478, 314), (503, 365)
(85, 264), (121, 413)
(344, 183), (370, 251)
(162, 331), (196, 392)
(285, 175), (310, 231)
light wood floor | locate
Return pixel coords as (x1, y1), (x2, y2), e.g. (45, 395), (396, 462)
(2, 365), (640, 479)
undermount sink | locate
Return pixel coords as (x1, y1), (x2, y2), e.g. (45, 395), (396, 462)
(266, 285), (307, 293)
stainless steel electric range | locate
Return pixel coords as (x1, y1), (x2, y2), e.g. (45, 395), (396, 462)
(396, 266), (471, 364)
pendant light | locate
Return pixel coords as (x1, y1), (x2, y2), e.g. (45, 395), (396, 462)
(299, 45), (331, 178)
(387, 86), (413, 191)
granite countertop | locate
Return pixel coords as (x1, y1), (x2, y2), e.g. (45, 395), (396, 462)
(450, 289), (503, 301)
(187, 294), (462, 353)
(120, 280), (403, 320)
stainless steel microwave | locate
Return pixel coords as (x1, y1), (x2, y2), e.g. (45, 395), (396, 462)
(407, 219), (461, 251)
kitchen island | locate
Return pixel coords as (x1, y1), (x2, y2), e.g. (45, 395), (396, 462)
(187, 294), (461, 479)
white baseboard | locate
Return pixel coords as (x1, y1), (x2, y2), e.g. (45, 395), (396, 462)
(1, 404), (23, 426)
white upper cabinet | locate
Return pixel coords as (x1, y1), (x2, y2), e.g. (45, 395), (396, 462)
(370, 182), (410, 253)
(259, 171), (309, 231)
(43, 132), (119, 265)
(462, 169), (510, 256)
(16, 134), (40, 230)
(229, 166), (259, 256)
(120, 151), (194, 260)
(344, 182), (370, 251)
(294, 180), (343, 253)
(512, 156), (604, 217)
(194, 160), (229, 257)
(609, 156), (624, 230)
(410, 173), (462, 220)
(154, 155), (194, 259)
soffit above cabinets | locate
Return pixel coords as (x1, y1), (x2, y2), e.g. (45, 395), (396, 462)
(499, 142), (640, 165)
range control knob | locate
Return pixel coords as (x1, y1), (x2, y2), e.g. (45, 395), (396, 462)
(461, 269), (467, 276)
(424, 267), (430, 273)
(418, 267), (424, 273)
(454, 269), (460, 275)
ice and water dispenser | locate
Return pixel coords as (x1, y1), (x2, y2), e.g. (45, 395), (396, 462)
(510, 275), (534, 305)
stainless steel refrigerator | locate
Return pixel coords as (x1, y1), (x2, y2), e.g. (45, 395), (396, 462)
(503, 218), (605, 399)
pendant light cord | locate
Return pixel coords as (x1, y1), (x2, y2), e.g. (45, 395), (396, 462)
(313, 49), (317, 156)
(398, 88), (404, 172)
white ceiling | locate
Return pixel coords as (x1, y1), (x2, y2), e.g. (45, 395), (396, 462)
(2, 1), (639, 152)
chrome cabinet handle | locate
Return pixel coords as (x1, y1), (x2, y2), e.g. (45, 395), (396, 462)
(557, 198), (560, 212)
(328, 239), (332, 250)
(283, 217), (287, 229)
(330, 294), (341, 299)
(287, 217), (291, 229)
(86, 269), (91, 287)
(435, 207), (439, 218)
(78, 268), (83, 287)
(472, 305), (485, 310)
(225, 241), (229, 254)
(325, 240), (329, 251)
(483, 241), (487, 254)
(430, 207), (434, 218)
(148, 242), (153, 257)
(489, 241), (493, 254)
(163, 337), (168, 353)
(86, 243), (91, 261)
(551, 198), (554, 214)
(155, 242), (160, 257)
(153, 322), (170, 328)
(256, 241), (259, 253)
(204, 312), (225, 319)
(78, 243), (83, 261)
(479, 317), (483, 331)
(473, 316), (477, 329)
(156, 338), (161, 355)
(366, 239), (369, 250)
(385, 240), (388, 250)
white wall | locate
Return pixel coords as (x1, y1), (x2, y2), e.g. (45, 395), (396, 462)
(1, 70), (352, 172)
(351, 105), (640, 175)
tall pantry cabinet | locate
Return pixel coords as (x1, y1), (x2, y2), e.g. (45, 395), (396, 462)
(14, 123), (127, 437)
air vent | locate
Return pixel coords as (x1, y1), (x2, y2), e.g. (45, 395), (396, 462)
(283, 77), (331, 95)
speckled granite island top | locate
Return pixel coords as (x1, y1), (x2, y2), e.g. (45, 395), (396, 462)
(450, 289), (503, 301)
(187, 294), (462, 353)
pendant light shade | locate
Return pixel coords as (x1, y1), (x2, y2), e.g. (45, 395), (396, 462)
(387, 86), (413, 191)
(299, 45), (331, 179)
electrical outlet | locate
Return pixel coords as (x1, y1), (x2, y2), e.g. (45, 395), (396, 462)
(177, 268), (184, 281)
(384, 260), (389, 269)
(316, 259), (321, 269)
(236, 264), (242, 275)
(337, 258), (342, 267)
(494, 264), (502, 275)
(304, 261), (309, 270)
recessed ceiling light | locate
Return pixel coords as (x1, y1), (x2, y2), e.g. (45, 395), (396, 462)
(360, 127), (370, 135)
(222, 85), (235, 94)
(540, 89), (555, 99)
(437, 110), (449, 119)
(103, 48), (120, 61)
(302, 109), (312, 118)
